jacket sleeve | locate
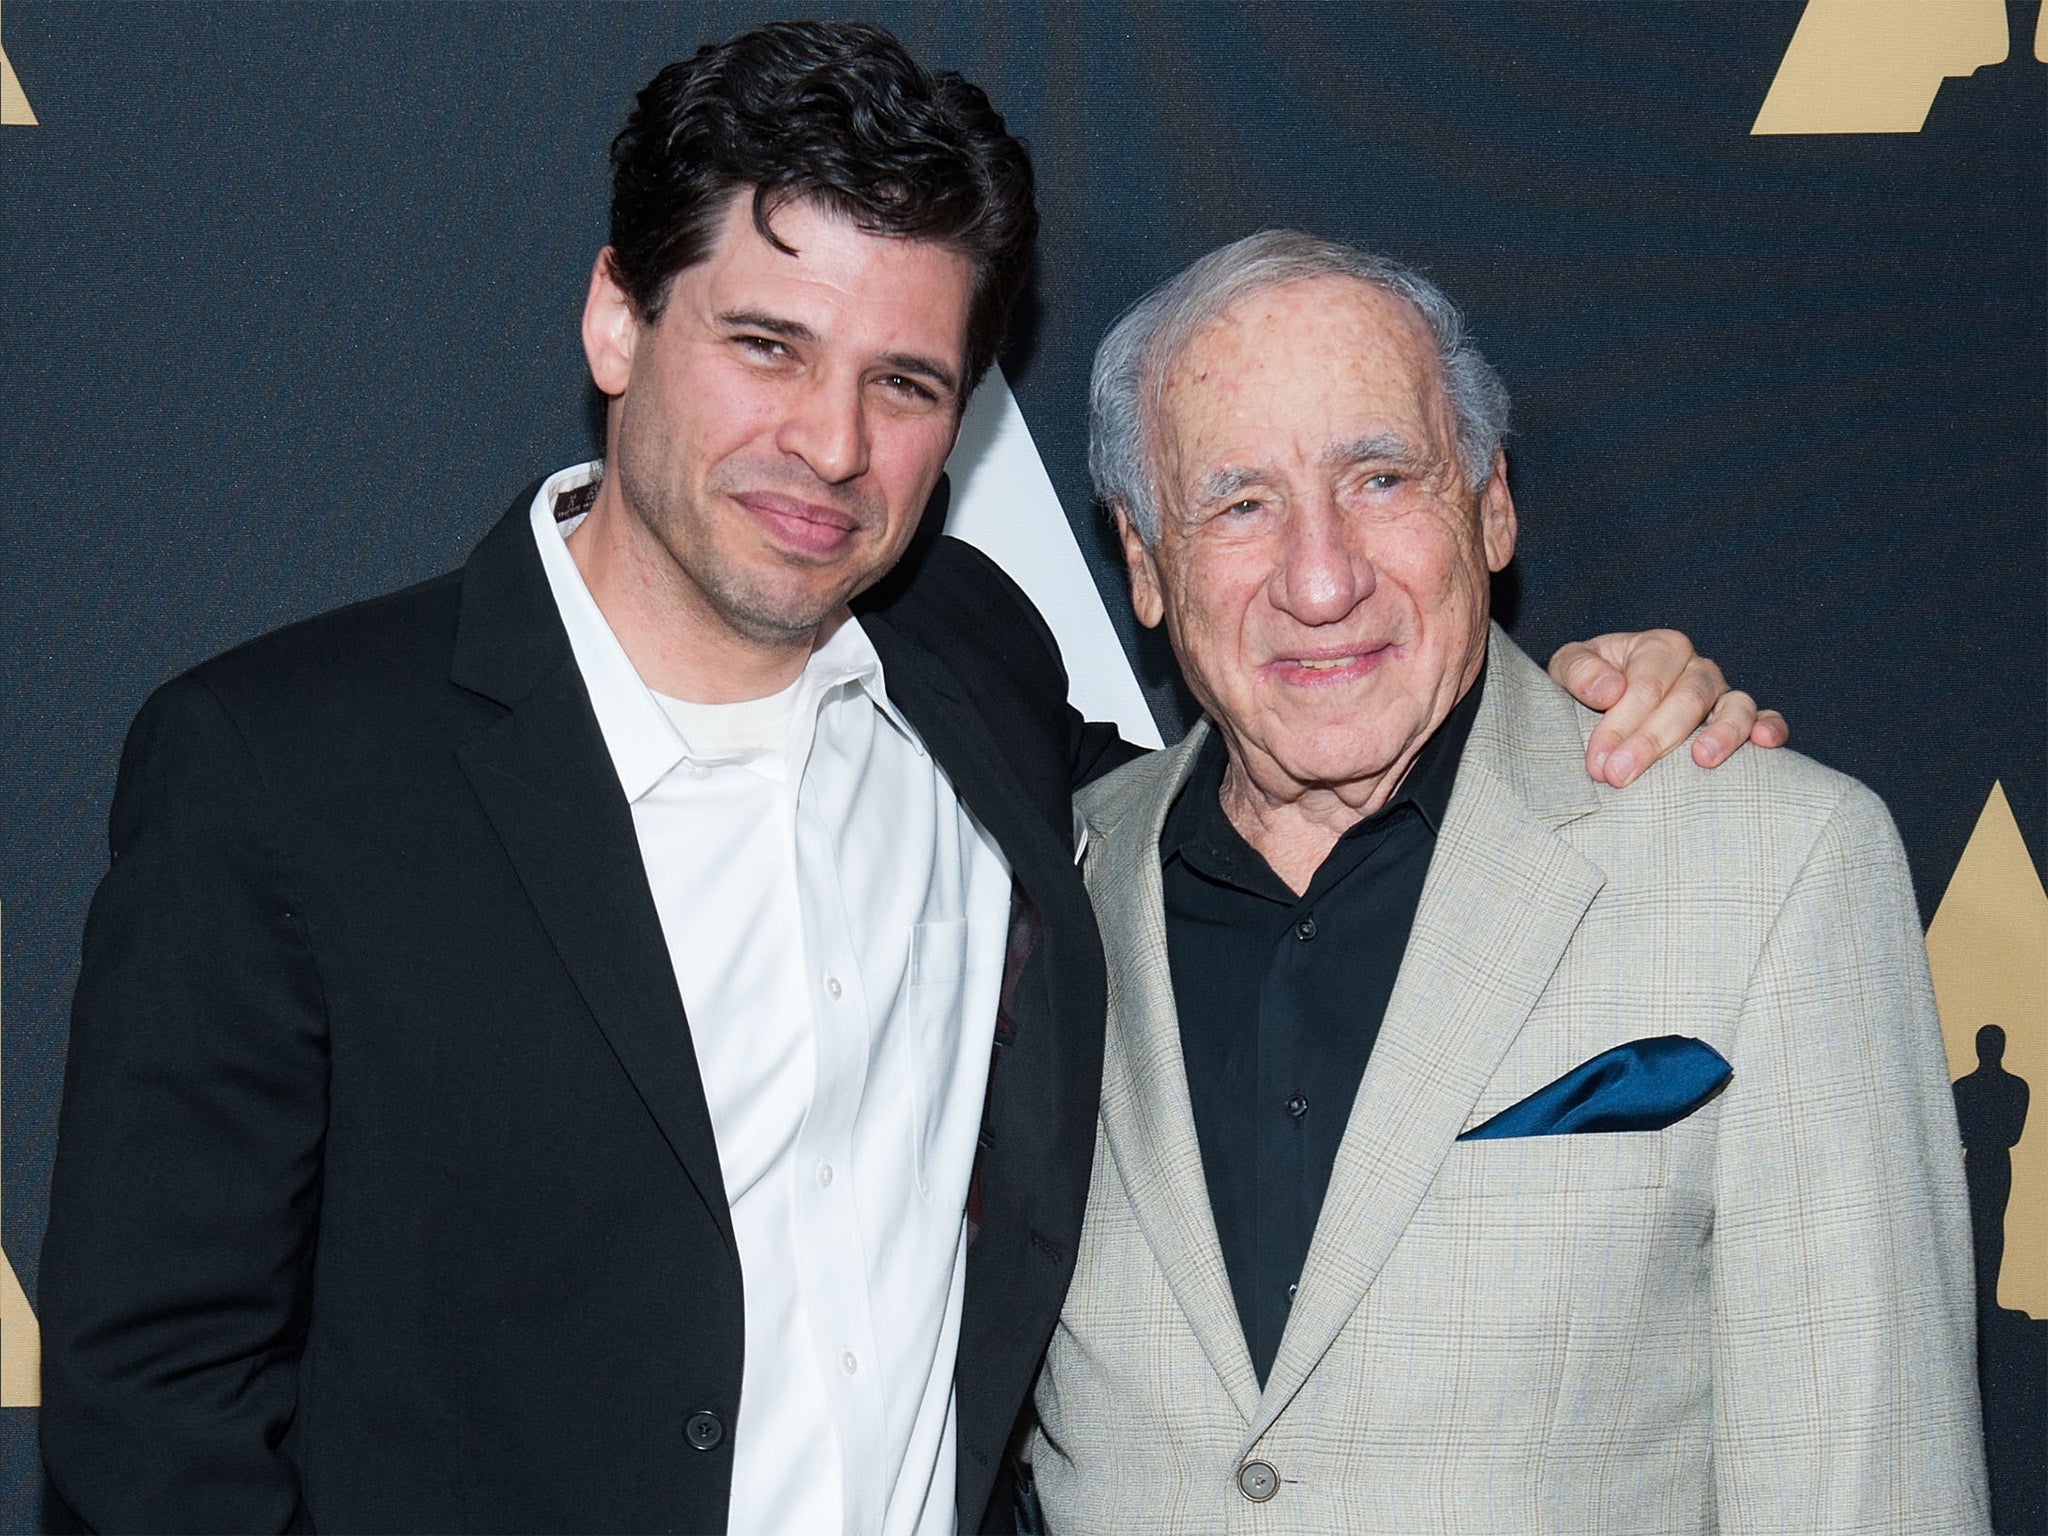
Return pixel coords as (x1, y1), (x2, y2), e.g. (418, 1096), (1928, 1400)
(957, 537), (1145, 792)
(41, 672), (326, 1533)
(1709, 781), (1988, 1533)
(1066, 702), (1145, 795)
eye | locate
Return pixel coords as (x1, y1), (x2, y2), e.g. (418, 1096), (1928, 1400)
(735, 335), (792, 360)
(1223, 498), (1264, 517)
(1363, 471), (1404, 490)
(878, 373), (940, 405)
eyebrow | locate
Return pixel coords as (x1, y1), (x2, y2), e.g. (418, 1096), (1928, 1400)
(1325, 431), (1427, 470)
(720, 309), (819, 346)
(1194, 431), (1430, 504)
(718, 309), (960, 398)
(1196, 464), (1267, 503)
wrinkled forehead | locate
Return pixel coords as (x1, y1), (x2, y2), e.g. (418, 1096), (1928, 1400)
(1150, 275), (1452, 468)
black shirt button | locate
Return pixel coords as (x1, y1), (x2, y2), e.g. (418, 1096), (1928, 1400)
(1294, 916), (1318, 941)
(684, 1410), (725, 1451)
(1285, 1092), (1309, 1120)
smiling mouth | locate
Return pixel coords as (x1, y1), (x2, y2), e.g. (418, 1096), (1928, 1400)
(735, 492), (864, 558)
(1269, 645), (1397, 683)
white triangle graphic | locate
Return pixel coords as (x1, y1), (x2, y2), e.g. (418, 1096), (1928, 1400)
(942, 367), (1162, 749)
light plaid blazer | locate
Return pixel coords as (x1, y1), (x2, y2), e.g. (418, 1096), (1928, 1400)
(1028, 631), (1986, 1535)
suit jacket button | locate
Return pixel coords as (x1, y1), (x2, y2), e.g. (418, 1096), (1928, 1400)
(684, 1410), (725, 1451)
(1237, 1459), (1279, 1501)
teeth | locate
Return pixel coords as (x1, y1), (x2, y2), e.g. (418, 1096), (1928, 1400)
(1296, 657), (1349, 670)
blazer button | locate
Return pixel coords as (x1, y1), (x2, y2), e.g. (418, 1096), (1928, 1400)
(1237, 1459), (1279, 1502)
(684, 1410), (725, 1451)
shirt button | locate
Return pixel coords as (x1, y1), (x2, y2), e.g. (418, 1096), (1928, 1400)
(1294, 916), (1318, 941)
(1286, 1281), (1298, 1303)
(825, 974), (844, 1000)
(841, 1351), (859, 1375)
(683, 1409), (725, 1451)
(1238, 1459), (1280, 1502)
(816, 1161), (834, 1187)
(1285, 1093), (1309, 1120)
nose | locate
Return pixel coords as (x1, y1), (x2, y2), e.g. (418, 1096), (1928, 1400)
(1270, 494), (1373, 626)
(776, 374), (870, 485)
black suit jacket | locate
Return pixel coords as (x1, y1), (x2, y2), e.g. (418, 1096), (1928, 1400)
(41, 487), (1136, 1534)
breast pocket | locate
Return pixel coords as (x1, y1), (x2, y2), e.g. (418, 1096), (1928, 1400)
(1430, 1129), (1672, 1199)
(1408, 1130), (1678, 1333)
(905, 911), (1008, 1206)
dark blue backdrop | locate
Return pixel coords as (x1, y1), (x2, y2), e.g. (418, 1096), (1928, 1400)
(2, 3), (2042, 1530)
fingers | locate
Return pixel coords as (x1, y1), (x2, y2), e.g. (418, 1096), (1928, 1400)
(1598, 646), (1722, 784)
(1574, 630), (1708, 785)
(1548, 640), (1627, 712)
(1689, 688), (1759, 769)
(1557, 629), (1789, 786)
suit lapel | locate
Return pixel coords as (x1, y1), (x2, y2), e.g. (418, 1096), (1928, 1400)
(861, 620), (1069, 890)
(1088, 727), (1266, 1419)
(450, 499), (736, 1258)
(1252, 636), (1607, 1435)
(862, 613), (1089, 1211)
(857, 549), (1119, 1529)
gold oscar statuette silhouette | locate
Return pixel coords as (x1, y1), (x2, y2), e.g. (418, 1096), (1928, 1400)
(1928, 783), (2046, 1320)
(1753, 0), (2017, 134)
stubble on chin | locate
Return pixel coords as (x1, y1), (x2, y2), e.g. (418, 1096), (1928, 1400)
(615, 448), (856, 650)
(700, 564), (839, 648)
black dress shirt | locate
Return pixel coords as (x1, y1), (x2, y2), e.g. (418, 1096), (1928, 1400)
(1161, 663), (1485, 1383)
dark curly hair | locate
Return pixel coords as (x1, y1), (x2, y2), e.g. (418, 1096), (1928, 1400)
(607, 20), (1037, 395)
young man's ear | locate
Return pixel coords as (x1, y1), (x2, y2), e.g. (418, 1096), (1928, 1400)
(1114, 504), (1166, 630)
(582, 248), (639, 399)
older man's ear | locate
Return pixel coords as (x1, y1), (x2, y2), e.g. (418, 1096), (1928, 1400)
(1481, 450), (1518, 573)
(1114, 506), (1167, 630)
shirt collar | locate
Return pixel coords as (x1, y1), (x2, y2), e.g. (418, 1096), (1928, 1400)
(804, 610), (922, 751)
(1393, 652), (1486, 836)
(528, 462), (919, 804)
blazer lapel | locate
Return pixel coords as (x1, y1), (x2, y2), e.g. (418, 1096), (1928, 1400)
(1251, 635), (1607, 1435)
(450, 499), (736, 1258)
(850, 487), (1070, 895)
(862, 612), (1092, 1207)
(1088, 727), (1266, 1419)
(861, 620), (1070, 889)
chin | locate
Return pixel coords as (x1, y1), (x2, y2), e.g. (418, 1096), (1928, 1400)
(1283, 726), (1410, 781)
(707, 572), (849, 642)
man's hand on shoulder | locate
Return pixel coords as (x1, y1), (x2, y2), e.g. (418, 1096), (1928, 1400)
(1549, 629), (1789, 789)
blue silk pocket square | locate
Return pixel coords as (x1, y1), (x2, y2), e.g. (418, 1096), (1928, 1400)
(1456, 1035), (1732, 1140)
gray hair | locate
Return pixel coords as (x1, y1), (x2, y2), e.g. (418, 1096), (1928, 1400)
(1089, 230), (1511, 544)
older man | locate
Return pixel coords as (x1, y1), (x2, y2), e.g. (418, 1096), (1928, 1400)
(1027, 232), (1987, 1534)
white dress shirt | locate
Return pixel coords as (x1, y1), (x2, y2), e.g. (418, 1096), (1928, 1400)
(530, 464), (1012, 1536)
